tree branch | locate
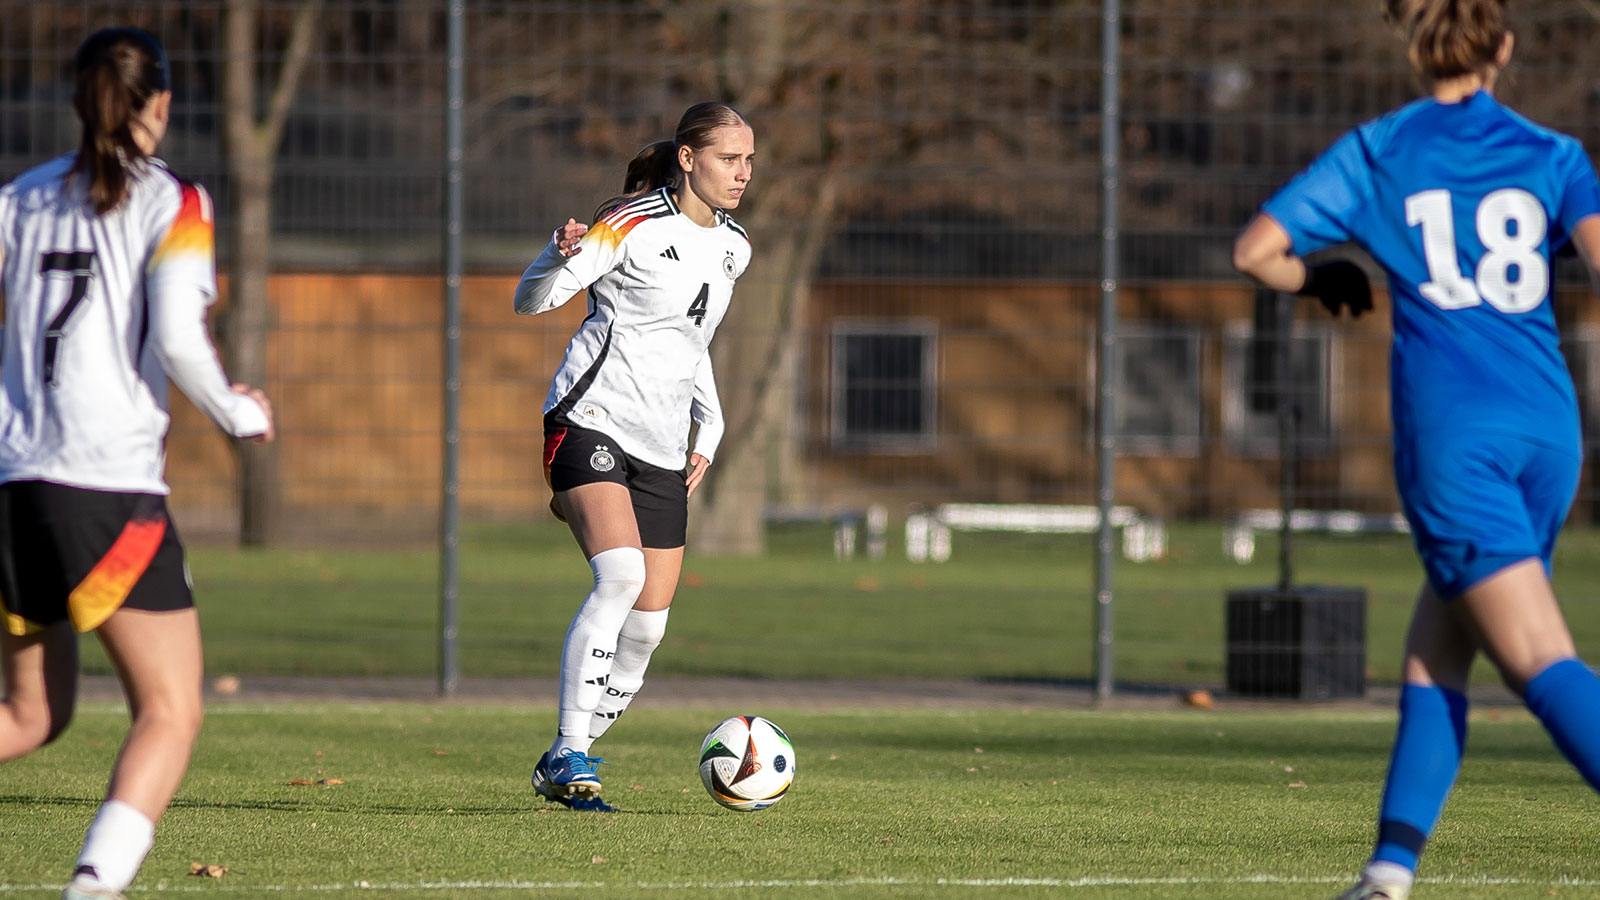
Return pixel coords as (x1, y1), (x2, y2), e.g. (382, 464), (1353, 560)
(222, 0), (259, 160)
(259, 0), (322, 152)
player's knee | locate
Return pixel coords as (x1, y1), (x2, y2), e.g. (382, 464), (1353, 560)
(590, 547), (647, 602)
(6, 699), (74, 750)
(133, 692), (204, 739)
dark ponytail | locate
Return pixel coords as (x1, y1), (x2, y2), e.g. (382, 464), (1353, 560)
(594, 101), (749, 221)
(71, 28), (170, 216)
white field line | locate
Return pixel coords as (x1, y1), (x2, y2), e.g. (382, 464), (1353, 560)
(5, 874), (1600, 893)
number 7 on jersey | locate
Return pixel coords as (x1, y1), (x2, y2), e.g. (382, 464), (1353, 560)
(39, 250), (96, 388)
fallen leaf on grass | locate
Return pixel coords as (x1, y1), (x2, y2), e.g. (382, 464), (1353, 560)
(591, 855), (606, 865)
(286, 779), (315, 786)
(189, 863), (229, 879)
(1287, 781), (1307, 788)
(631, 784), (645, 790)
(433, 750), (447, 756)
(319, 778), (344, 785)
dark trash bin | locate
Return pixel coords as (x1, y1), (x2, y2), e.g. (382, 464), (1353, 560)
(1226, 586), (1366, 700)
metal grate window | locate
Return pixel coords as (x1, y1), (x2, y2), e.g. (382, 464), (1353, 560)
(1114, 325), (1203, 455)
(831, 320), (937, 452)
(1222, 321), (1335, 456)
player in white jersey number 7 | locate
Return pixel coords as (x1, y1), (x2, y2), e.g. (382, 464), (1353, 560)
(514, 102), (754, 811)
(0, 29), (274, 900)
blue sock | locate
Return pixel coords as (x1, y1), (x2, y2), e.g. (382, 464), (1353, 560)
(1372, 682), (1468, 872)
(1523, 658), (1600, 791)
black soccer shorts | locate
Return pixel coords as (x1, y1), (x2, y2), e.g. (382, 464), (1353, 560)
(0, 480), (192, 636)
(542, 418), (689, 550)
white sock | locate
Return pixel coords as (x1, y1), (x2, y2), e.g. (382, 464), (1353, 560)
(550, 547), (645, 757)
(589, 608), (669, 741)
(74, 799), (155, 893)
(1363, 861), (1416, 888)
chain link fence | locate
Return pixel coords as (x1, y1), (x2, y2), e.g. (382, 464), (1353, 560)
(3, 1), (1598, 685)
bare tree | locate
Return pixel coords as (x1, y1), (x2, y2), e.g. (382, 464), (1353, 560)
(219, 0), (320, 545)
(469, 0), (1102, 553)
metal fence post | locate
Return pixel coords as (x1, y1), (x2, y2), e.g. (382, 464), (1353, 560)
(439, 0), (465, 697)
(1094, 0), (1122, 702)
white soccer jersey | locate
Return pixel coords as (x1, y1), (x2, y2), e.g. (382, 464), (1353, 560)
(0, 156), (268, 494)
(514, 188), (751, 471)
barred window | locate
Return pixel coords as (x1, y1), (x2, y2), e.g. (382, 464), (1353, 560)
(1222, 321), (1334, 456)
(1115, 325), (1204, 454)
(831, 320), (938, 452)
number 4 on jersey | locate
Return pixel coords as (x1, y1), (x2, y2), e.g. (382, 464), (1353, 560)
(39, 250), (96, 387)
(687, 282), (709, 328)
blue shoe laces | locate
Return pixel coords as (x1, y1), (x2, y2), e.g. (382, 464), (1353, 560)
(556, 748), (606, 777)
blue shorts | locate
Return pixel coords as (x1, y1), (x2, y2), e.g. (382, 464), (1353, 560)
(1395, 431), (1580, 599)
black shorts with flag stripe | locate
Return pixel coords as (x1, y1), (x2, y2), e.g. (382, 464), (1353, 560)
(0, 480), (192, 636)
(542, 416), (688, 550)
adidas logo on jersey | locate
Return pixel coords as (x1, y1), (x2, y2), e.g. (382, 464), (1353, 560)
(659, 246), (680, 260)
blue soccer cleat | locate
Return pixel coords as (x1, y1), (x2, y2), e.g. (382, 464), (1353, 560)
(531, 749), (606, 801)
(557, 793), (617, 812)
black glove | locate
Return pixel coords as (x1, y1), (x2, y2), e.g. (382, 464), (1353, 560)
(1298, 259), (1373, 318)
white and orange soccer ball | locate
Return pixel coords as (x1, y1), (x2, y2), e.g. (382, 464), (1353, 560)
(697, 715), (795, 811)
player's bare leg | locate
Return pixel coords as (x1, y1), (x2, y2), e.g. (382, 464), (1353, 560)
(1405, 584), (1477, 692)
(1452, 559), (1600, 789)
(0, 623), (78, 760)
(557, 482), (642, 559)
(97, 606), (204, 822)
(635, 548), (682, 613)
(1452, 559), (1575, 694)
(62, 607), (202, 899)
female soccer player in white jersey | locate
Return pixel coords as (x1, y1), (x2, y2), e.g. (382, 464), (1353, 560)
(0, 29), (273, 900)
(513, 101), (752, 812)
(1234, 2), (1600, 898)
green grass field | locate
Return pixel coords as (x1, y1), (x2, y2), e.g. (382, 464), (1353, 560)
(89, 520), (1600, 687)
(12, 524), (1600, 898)
(2, 704), (1598, 899)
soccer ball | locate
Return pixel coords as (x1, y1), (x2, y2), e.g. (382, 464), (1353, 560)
(698, 715), (795, 811)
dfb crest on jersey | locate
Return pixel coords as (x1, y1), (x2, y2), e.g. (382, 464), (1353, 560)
(590, 447), (616, 472)
(722, 251), (737, 281)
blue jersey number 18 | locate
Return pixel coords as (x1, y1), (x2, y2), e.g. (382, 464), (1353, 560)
(1405, 188), (1548, 314)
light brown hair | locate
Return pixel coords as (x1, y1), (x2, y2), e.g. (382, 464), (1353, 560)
(1382, 0), (1508, 83)
(595, 101), (748, 221)
(71, 28), (169, 215)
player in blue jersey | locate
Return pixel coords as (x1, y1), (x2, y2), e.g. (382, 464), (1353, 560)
(1233, 2), (1600, 898)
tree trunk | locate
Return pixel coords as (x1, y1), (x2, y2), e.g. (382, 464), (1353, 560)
(226, 162), (279, 544)
(219, 0), (319, 545)
(689, 175), (841, 555)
